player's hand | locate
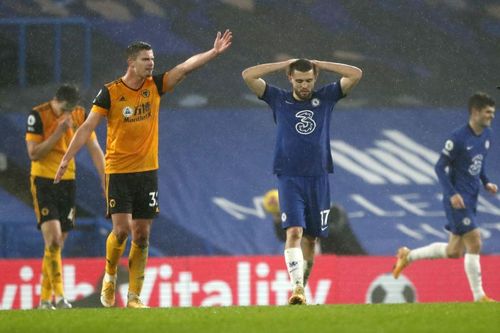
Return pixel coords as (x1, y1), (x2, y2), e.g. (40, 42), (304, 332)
(213, 29), (232, 55)
(450, 193), (465, 209)
(57, 114), (73, 133)
(54, 159), (69, 184)
(485, 183), (498, 194)
(310, 59), (321, 75)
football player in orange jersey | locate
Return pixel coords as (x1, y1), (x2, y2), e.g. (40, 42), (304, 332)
(26, 84), (105, 309)
(54, 30), (232, 308)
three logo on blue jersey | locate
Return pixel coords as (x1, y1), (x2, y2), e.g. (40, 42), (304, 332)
(468, 155), (483, 176)
(295, 110), (316, 135)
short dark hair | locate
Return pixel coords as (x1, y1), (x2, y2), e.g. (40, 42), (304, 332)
(287, 59), (317, 76)
(468, 92), (495, 113)
(55, 84), (79, 107)
(126, 41), (152, 60)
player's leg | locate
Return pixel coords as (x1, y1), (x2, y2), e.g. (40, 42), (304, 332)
(300, 174), (329, 289)
(285, 226), (306, 305)
(462, 229), (493, 302)
(393, 204), (461, 279)
(40, 220), (66, 307)
(278, 175), (307, 304)
(301, 235), (316, 287)
(126, 170), (158, 308)
(48, 180), (76, 309)
(31, 176), (57, 309)
(54, 232), (72, 308)
(39, 256), (54, 309)
(127, 219), (152, 308)
(101, 173), (133, 307)
(101, 213), (130, 307)
(392, 242), (449, 279)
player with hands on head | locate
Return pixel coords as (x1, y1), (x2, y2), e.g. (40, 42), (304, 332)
(26, 84), (105, 309)
(243, 57), (362, 305)
(392, 92), (497, 303)
(54, 30), (232, 308)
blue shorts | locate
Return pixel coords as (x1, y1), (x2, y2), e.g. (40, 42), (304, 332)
(277, 174), (331, 238)
(443, 201), (478, 235)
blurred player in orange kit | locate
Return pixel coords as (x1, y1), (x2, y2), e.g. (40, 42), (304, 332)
(26, 84), (105, 309)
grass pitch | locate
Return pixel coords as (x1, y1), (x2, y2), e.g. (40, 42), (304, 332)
(0, 303), (498, 333)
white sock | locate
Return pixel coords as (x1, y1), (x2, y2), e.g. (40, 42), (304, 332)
(464, 253), (485, 301)
(408, 243), (447, 262)
(284, 248), (304, 289)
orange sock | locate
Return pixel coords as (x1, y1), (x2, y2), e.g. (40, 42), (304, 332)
(128, 241), (148, 296)
(105, 232), (127, 276)
(44, 246), (64, 297)
(40, 257), (52, 302)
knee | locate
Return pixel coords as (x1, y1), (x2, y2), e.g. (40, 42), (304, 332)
(113, 228), (129, 243)
(286, 228), (302, 242)
(46, 236), (64, 250)
(467, 241), (482, 255)
(446, 249), (463, 258)
(133, 234), (149, 247)
(132, 227), (150, 247)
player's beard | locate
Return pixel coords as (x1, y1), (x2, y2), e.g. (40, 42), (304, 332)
(295, 89), (312, 100)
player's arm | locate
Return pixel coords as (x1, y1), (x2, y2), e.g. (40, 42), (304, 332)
(311, 60), (362, 95)
(480, 160), (498, 194)
(54, 111), (103, 183)
(85, 136), (105, 193)
(26, 113), (72, 161)
(241, 60), (296, 98)
(435, 154), (465, 209)
(163, 29), (232, 93)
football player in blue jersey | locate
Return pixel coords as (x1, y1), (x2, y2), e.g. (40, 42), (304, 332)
(242, 58), (362, 304)
(393, 92), (497, 302)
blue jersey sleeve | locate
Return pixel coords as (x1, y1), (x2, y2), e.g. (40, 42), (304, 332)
(480, 131), (491, 186)
(318, 80), (344, 103)
(435, 135), (459, 197)
(259, 83), (282, 108)
(435, 154), (457, 197)
(480, 160), (491, 186)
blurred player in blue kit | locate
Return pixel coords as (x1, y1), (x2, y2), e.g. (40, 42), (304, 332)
(242, 58), (362, 304)
(393, 92), (497, 302)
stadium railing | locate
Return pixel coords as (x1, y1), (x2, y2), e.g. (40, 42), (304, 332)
(0, 17), (91, 88)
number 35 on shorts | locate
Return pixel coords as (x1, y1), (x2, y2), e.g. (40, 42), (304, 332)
(149, 191), (159, 207)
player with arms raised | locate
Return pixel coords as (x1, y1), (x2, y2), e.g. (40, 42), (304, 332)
(242, 58), (362, 304)
(55, 30), (232, 308)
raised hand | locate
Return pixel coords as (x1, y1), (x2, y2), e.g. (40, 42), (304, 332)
(213, 29), (232, 55)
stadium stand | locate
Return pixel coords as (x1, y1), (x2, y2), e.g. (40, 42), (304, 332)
(1, 0), (500, 107)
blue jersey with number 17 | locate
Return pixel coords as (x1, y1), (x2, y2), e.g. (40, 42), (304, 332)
(260, 81), (344, 176)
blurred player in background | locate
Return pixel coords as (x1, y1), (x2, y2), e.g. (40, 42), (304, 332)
(393, 92), (496, 302)
(26, 84), (105, 309)
(243, 58), (362, 304)
(54, 30), (232, 308)
(262, 189), (365, 287)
